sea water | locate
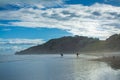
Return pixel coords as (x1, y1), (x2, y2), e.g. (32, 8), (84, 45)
(0, 54), (120, 80)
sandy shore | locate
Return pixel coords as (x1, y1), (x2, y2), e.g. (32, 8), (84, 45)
(92, 56), (120, 69)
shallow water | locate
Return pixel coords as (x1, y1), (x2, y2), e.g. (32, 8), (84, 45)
(0, 54), (120, 80)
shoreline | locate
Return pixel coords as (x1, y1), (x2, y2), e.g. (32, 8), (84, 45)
(91, 56), (120, 69)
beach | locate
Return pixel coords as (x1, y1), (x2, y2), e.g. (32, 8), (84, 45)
(92, 56), (120, 69)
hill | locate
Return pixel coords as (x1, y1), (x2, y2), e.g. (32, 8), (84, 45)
(16, 34), (120, 55)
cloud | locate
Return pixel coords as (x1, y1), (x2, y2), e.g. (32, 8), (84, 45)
(0, 38), (45, 45)
(0, 38), (45, 54)
(0, 45), (23, 51)
(0, 3), (120, 40)
(0, 44), (28, 54)
(0, 0), (65, 10)
(0, 0), (64, 4)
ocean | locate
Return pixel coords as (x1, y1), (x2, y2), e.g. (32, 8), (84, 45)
(0, 54), (120, 80)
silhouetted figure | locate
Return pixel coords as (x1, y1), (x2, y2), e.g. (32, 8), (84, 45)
(76, 53), (79, 57)
(61, 53), (63, 57)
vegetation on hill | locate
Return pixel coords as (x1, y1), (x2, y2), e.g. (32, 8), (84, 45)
(106, 34), (120, 51)
(16, 34), (120, 54)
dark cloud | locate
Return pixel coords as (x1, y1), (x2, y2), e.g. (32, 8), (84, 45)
(61, 10), (80, 17)
(92, 11), (101, 16)
(42, 13), (67, 20)
(42, 10), (80, 21)
(102, 23), (120, 29)
(106, 12), (120, 19)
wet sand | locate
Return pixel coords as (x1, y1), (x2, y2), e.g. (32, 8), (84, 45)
(92, 56), (120, 69)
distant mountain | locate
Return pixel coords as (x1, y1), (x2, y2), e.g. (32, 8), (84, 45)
(16, 34), (120, 55)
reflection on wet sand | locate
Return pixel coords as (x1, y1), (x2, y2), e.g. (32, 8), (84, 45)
(92, 56), (120, 69)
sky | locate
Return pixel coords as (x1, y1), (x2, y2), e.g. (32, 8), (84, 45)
(0, 0), (120, 54)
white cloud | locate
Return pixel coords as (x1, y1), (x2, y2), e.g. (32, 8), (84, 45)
(0, 38), (45, 54)
(0, 45), (22, 51)
(0, 38), (45, 45)
(0, 0), (65, 9)
(0, 0), (64, 3)
(0, 45), (28, 54)
(0, 3), (120, 40)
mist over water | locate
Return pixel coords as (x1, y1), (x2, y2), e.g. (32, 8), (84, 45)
(0, 54), (120, 80)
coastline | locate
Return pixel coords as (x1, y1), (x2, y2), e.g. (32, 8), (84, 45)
(91, 56), (120, 69)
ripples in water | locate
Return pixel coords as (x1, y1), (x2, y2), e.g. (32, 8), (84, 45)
(0, 55), (120, 80)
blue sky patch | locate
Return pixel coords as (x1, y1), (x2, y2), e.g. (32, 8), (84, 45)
(0, 27), (72, 41)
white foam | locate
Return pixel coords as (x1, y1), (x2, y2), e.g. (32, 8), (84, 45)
(89, 66), (120, 80)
